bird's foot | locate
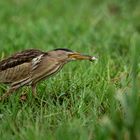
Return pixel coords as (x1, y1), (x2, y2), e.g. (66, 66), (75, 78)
(20, 94), (28, 101)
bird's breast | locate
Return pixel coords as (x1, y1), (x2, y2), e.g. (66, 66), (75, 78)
(31, 57), (65, 84)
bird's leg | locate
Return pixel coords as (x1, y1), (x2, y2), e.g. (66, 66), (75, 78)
(31, 83), (37, 97)
(0, 86), (17, 101)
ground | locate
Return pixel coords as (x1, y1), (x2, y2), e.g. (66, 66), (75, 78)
(0, 0), (140, 140)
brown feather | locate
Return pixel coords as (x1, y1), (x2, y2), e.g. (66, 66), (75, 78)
(31, 56), (63, 84)
(0, 48), (74, 100)
(0, 62), (31, 84)
(0, 49), (46, 71)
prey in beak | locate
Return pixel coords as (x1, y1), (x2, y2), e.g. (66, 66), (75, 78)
(68, 53), (97, 62)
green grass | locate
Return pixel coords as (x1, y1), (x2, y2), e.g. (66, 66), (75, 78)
(0, 0), (140, 139)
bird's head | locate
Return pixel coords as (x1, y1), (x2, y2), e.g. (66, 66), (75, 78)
(48, 48), (97, 62)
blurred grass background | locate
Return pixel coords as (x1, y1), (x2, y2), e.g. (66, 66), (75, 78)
(0, 0), (140, 139)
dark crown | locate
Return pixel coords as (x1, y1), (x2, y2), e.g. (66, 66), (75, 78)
(53, 48), (73, 52)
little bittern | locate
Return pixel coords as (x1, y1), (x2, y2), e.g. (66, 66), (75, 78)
(0, 48), (97, 100)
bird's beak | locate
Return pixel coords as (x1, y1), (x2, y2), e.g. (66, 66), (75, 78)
(68, 53), (97, 61)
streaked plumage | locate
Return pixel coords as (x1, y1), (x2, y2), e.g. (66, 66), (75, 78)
(0, 48), (97, 100)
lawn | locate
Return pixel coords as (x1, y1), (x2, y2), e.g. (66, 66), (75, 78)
(0, 0), (140, 139)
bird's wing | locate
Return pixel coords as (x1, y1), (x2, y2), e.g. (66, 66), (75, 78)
(0, 49), (45, 71)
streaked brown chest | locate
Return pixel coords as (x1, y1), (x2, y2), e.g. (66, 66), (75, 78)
(31, 56), (64, 83)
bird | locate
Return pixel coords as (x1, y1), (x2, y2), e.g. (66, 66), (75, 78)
(0, 48), (97, 100)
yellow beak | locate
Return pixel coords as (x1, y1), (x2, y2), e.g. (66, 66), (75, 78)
(68, 53), (97, 61)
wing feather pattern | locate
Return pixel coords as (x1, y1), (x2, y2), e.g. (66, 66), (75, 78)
(0, 49), (45, 71)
